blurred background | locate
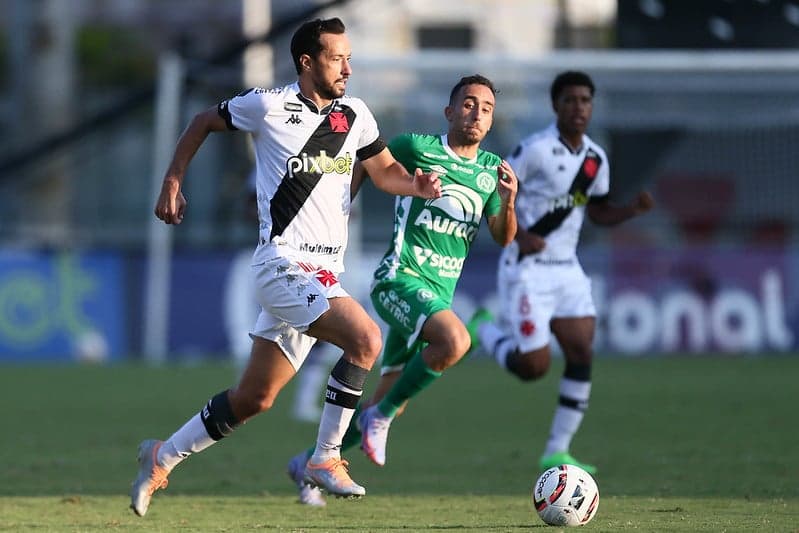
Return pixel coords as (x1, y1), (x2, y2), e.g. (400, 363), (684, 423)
(1, 0), (798, 364)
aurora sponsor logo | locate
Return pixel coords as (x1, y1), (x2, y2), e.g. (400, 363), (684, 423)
(414, 184), (484, 241)
(414, 210), (479, 241)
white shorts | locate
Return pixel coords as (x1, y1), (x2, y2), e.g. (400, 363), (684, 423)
(250, 255), (349, 370)
(498, 253), (595, 353)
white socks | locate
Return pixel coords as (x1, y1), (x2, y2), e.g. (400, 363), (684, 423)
(157, 414), (216, 471)
(310, 375), (363, 463)
(543, 378), (591, 456)
(478, 321), (515, 369)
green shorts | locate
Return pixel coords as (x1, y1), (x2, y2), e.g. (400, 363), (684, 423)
(370, 275), (450, 372)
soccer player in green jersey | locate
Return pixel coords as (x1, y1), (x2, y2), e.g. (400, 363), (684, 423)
(287, 74), (517, 504)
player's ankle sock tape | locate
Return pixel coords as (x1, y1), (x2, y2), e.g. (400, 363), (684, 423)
(325, 359), (367, 409)
(330, 358), (368, 390)
(200, 390), (240, 441)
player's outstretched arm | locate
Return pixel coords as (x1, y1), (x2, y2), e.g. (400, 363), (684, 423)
(586, 190), (654, 227)
(154, 107), (229, 225)
(487, 160), (518, 246)
(360, 148), (441, 199)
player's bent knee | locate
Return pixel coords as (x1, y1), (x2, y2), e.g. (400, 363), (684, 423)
(452, 328), (472, 358)
(509, 352), (550, 381)
(442, 330), (471, 358)
(343, 321), (383, 364)
(360, 324), (383, 360)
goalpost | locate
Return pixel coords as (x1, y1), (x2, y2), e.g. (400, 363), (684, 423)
(143, 52), (184, 364)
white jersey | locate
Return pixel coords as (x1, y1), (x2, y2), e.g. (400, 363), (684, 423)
(505, 123), (609, 262)
(219, 82), (384, 271)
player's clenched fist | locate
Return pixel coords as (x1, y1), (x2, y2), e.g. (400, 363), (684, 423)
(154, 178), (187, 225)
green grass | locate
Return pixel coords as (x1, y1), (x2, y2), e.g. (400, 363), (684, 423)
(1, 356), (798, 531)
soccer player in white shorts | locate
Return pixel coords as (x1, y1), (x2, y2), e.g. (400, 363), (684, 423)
(129, 17), (441, 516)
(469, 70), (654, 476)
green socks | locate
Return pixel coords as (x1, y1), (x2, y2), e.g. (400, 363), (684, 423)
(377, 352), (442, 418)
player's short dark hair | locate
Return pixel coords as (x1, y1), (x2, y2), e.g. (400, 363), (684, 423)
(550, 71), (595, 103)
(449, 74), (498, 105)
(290, 17), (346, 74)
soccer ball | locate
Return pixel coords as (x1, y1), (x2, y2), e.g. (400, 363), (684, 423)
(533, 464), (599, 527)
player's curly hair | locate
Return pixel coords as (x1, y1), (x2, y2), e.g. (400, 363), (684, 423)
(290, 17), (346, 74)
(449, 74), (498, 105)
(550, 71), (595, 103)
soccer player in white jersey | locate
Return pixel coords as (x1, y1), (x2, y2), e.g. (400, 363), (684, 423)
(287, 74), (518, 504)
(468, 71), (654, 475)
(129, 17), (441, 516)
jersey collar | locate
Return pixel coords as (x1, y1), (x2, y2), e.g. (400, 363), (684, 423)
(292, 82), (339, 115)
(550, 123), (585, 155)
(440, 134), (478, 164)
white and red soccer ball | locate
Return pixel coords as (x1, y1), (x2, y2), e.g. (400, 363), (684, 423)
(533, 464), (599, 527)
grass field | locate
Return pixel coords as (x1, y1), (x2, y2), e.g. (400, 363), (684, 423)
(1, 356), (798, 532)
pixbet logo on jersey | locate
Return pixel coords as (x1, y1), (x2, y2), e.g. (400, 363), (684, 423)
(286, 150), (353, 178)
(547, 190), (589, 213)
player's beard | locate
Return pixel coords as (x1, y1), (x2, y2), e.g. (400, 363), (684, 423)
(318, 78), (346, 100)
(458, 126), (483, 146)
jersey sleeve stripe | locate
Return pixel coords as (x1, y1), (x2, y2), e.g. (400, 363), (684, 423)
(356, 137), (387, 161)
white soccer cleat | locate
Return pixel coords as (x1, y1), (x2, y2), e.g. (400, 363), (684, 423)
(287, 451), (326, 506)
(359, 405), (392, 467)
(304, 457), (366, 498)
(130, 439), (170, 517)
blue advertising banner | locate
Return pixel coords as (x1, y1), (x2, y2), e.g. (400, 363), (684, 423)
(0, 251), (125, 361)
(457, 246), (797, 355)
(1, 245), (793, 362)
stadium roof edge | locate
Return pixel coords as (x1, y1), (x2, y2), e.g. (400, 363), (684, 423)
(354, 49), (799, 72)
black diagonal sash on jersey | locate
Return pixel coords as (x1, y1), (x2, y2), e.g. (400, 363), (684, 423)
(528, 148), (603, 237)
(270, 105), (357, 239)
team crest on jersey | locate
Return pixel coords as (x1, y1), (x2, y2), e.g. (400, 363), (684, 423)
(315, 270), (339, 287)
(475, 172), (496, 193)
(328, 112), (349, 132)
(416, 288), (435, 302)
(520, 319), (536, 336)
(583, 150), (600, 178)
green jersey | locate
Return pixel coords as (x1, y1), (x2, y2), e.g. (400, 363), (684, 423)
(373, 133), (503, 299)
